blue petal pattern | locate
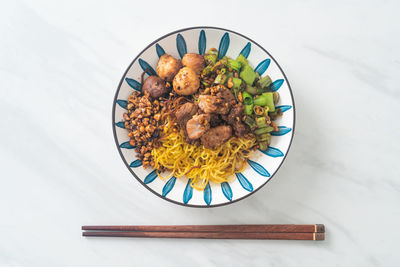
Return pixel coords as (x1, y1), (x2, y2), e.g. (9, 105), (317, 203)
(239, 42), (251, 58)
(116, 100), (127, 109)
(144, 170), (158, 184)
(162, 176), (176, 197)
(115, 121), (125, 129)
(254, 59), (271, 76)
(271, 79), (284, 92)
(236, 173), (253, 192)
(218, 32), (230, 59)
(119, 141), (135, 149)
(198, 30), (206, 55)
(259, 147), (284, 157)
(183, 179), (193, 204)
(276, 105), (292, 112)
(176, 34), (187, 58)
(155, 43), (165, 58)
(138, 58), (156, 76)
(129, 159), (142, 168)
(203, 182), (212, 206)
(248, 159), (270, 177)
(125, 78), (141, 91)
(271, 126), (292, 136)
(221, 182), (233, 201)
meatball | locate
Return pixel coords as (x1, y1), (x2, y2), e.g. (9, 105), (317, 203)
(173, 67), (200, 95)
(142, 75), (168, 98)
(182, 53), (205, 74)
(156, 54), (182, 82)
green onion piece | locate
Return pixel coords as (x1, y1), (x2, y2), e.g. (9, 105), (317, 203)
(242, 91), (253, 105)
(254, 126), (274, 135)
(211, 58), (228, 72)
(220, 68), (226, 75)
(233, 87), (239, 100)
(204, 48), (218, 65)
(256, 75), (272, 90)
(255, 117), (268, 128)
(258, 141), (269, 151)
(201, 80), (209, 86)
(257, 133), (271, 142)
(253, 94), (269, 106)
(253, 105), (265, 116)
(244, 115), (256, 131)
(205, 54), (217, 65)
(245, 84), (258, 95)
(240, 65), (257, 85)
(202, 65), (212, 76)
(262, 92), (275, 112)
(244, 104), (254, 115)
(228, 59), (241, 71)
(206, 48), (218, 55)
(232, 78), (242, 89)
(214, 74), (227, 84)
(236, 54), (248, 67)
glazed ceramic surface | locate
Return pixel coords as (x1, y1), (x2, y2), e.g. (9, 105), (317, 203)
(113, 27), (295, 207)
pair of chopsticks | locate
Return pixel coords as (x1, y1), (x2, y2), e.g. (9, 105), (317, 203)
(82, 224), (325, 240)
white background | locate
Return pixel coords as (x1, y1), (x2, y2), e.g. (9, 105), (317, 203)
(1, 0), (399, 266)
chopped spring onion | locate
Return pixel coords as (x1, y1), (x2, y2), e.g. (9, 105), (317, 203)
(232, 77), (242, 89)
(253, 105), (266, 116)
(245, 84), (258, 95)
(244, 104), (254, 115)
(262, 92), (275, 112)
(205, 48), (218, 65)
(255, 117), (268, 128)
(258, 141), (269, 151)
(254, 126), (274, 135)
(242, 91), (253, 105)
(244, 115), (256, 131)
(257, 133), (271, 142)
(214, 74), (227, 84)
(236, 54), (248, 67)
(240, 64), (257, 85)
(228, 59), (241, 71)
(253, 94), (269, 106)
(256, 75), (272, 90)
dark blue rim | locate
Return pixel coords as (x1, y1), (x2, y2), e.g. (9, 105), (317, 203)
(112, 26), (296, 208)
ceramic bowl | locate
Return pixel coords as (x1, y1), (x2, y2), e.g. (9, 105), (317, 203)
(112, 27), (295, 207)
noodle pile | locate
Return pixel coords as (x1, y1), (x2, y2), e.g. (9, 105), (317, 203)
(152, 118), (256, 190)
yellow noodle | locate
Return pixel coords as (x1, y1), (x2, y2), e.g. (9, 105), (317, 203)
(152, 118), (256, 191)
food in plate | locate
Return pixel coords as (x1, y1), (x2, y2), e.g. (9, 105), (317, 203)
(123, 48), (283, 190)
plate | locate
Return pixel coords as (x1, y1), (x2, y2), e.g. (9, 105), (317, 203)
(112, 27), (295, 207)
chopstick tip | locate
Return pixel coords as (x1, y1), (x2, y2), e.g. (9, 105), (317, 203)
(316, 224), (325, 233)
(314, 232), (325, 241)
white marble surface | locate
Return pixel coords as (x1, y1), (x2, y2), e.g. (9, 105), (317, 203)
(1, 0), (399, 266)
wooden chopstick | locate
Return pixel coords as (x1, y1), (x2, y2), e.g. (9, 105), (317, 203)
(82, 224), (325, 233)
(82, 231), (324, 240)
(82, 224), (325, 240)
